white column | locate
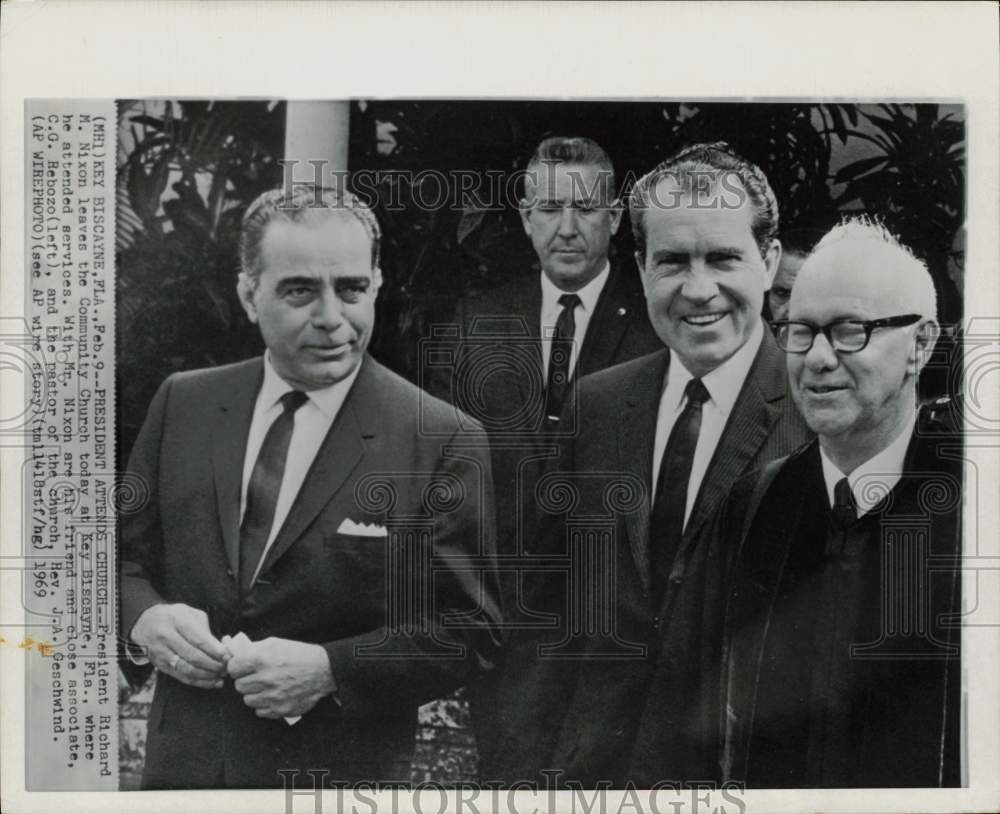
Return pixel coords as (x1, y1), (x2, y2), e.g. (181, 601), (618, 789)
(284, 101), (351, 184)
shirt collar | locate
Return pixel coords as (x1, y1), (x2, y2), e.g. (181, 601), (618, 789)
(819, 410), (916, 516)
(260, 351), (362, 420)
(540, 261), (611, 316)
(664, 318), (764, 413)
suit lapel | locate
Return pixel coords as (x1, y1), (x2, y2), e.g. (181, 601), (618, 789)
(519, 279), (543, 400)
(255, 358), (378, 579)
(211, 360), (265, 580)
(578, 262), (635, 375)
(480, 277), (543, 402)
(723, 446), (812, 779)
(619, 350), (670, 595)
(683, 331), (788, 547)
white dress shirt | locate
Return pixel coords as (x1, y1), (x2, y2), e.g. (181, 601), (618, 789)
(651, 320), (764, 529)
(539, 262), (610, 379)
(819, 410), (916, 518)
(240, 352), (361, 579)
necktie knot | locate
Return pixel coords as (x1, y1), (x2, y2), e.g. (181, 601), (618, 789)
(558, 293), (581, 311)
(280, 390), (309, 414)
(832, 477), (857, 529)
(684, 378), (710, 408)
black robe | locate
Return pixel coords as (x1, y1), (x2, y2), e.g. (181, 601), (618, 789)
(721, 409), (962, 788)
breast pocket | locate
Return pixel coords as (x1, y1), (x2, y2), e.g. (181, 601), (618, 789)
(321, 532), (391, 609)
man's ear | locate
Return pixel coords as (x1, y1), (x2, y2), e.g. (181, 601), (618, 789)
(518, 198), (533, 236)
(237, 272), (259, 324)
(372, 266), (384, 295)
(635, 251), (650, 290)
(912, 318), (941, 376)
(608, 200), (624, 236)
(762, 239), (782, 291)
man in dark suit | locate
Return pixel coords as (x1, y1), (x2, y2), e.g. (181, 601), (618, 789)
(427, 136), (661, 575)
(486, 143), (812, 786)
(120, 185), (501, 788)
(426, 137), (661, 770)
(720, 218), (961, 787)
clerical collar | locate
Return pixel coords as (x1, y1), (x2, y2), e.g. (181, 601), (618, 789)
(259, 351), (362, 420)
(540, 261), (610, 316)
(819, 411), (917, 517)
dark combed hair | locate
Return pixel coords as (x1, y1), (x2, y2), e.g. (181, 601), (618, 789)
(239, 183), (382, 283)
(628, 141), (779, 260)
(524, 136), (616, 201)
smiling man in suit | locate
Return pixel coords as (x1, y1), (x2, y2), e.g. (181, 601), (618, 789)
(120, 184), (501, 789)
(488, 142), (813, 786)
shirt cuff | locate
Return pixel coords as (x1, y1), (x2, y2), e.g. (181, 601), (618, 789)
(125, 639), (150, 666)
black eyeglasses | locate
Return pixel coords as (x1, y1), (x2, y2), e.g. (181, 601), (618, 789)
(771, 314), (922, 354)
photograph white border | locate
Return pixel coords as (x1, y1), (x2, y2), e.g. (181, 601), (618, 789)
(2, 2), (997, 813)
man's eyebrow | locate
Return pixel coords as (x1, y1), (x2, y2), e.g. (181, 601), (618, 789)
(706, 246), (745, 256)
(649, 248), (687, 262)
(532, 195), (605, 207)
(274, 274), (319, 289)
(334, 275), (372, 286)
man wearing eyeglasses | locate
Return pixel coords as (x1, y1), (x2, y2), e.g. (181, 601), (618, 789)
(719, 217), (962, 787)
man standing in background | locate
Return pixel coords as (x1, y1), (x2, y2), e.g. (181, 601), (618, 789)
(766, 226), (825, 321)
(429, 136), (660, 567)
(427, 135), (661, 775)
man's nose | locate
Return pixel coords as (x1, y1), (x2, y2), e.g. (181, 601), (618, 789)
(310, 291), (344, 331)
(557, 206), (579, 236)
(804, 331), (840, 372)
(679, 265), (719, 302)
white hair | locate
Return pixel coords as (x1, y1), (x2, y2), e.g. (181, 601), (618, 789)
(811, 215), (938, 321)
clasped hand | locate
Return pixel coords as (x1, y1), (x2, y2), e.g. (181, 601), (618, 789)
(227, 637), (336, 719)
(132, 603), (336, 718)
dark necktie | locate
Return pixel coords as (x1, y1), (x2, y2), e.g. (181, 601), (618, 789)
(826, 476), (858, 556)
(545, 293), (581, 422)
(239, 390), (309, 592)
(832, 477), (857, 529)
(650, 377), (710, 595)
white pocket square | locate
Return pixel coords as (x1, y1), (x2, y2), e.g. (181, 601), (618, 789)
(337, 518), (387, 537)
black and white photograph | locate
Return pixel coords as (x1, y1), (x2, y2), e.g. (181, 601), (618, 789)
(111, 98), (967, 792)
(1, 3), (998, 814)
